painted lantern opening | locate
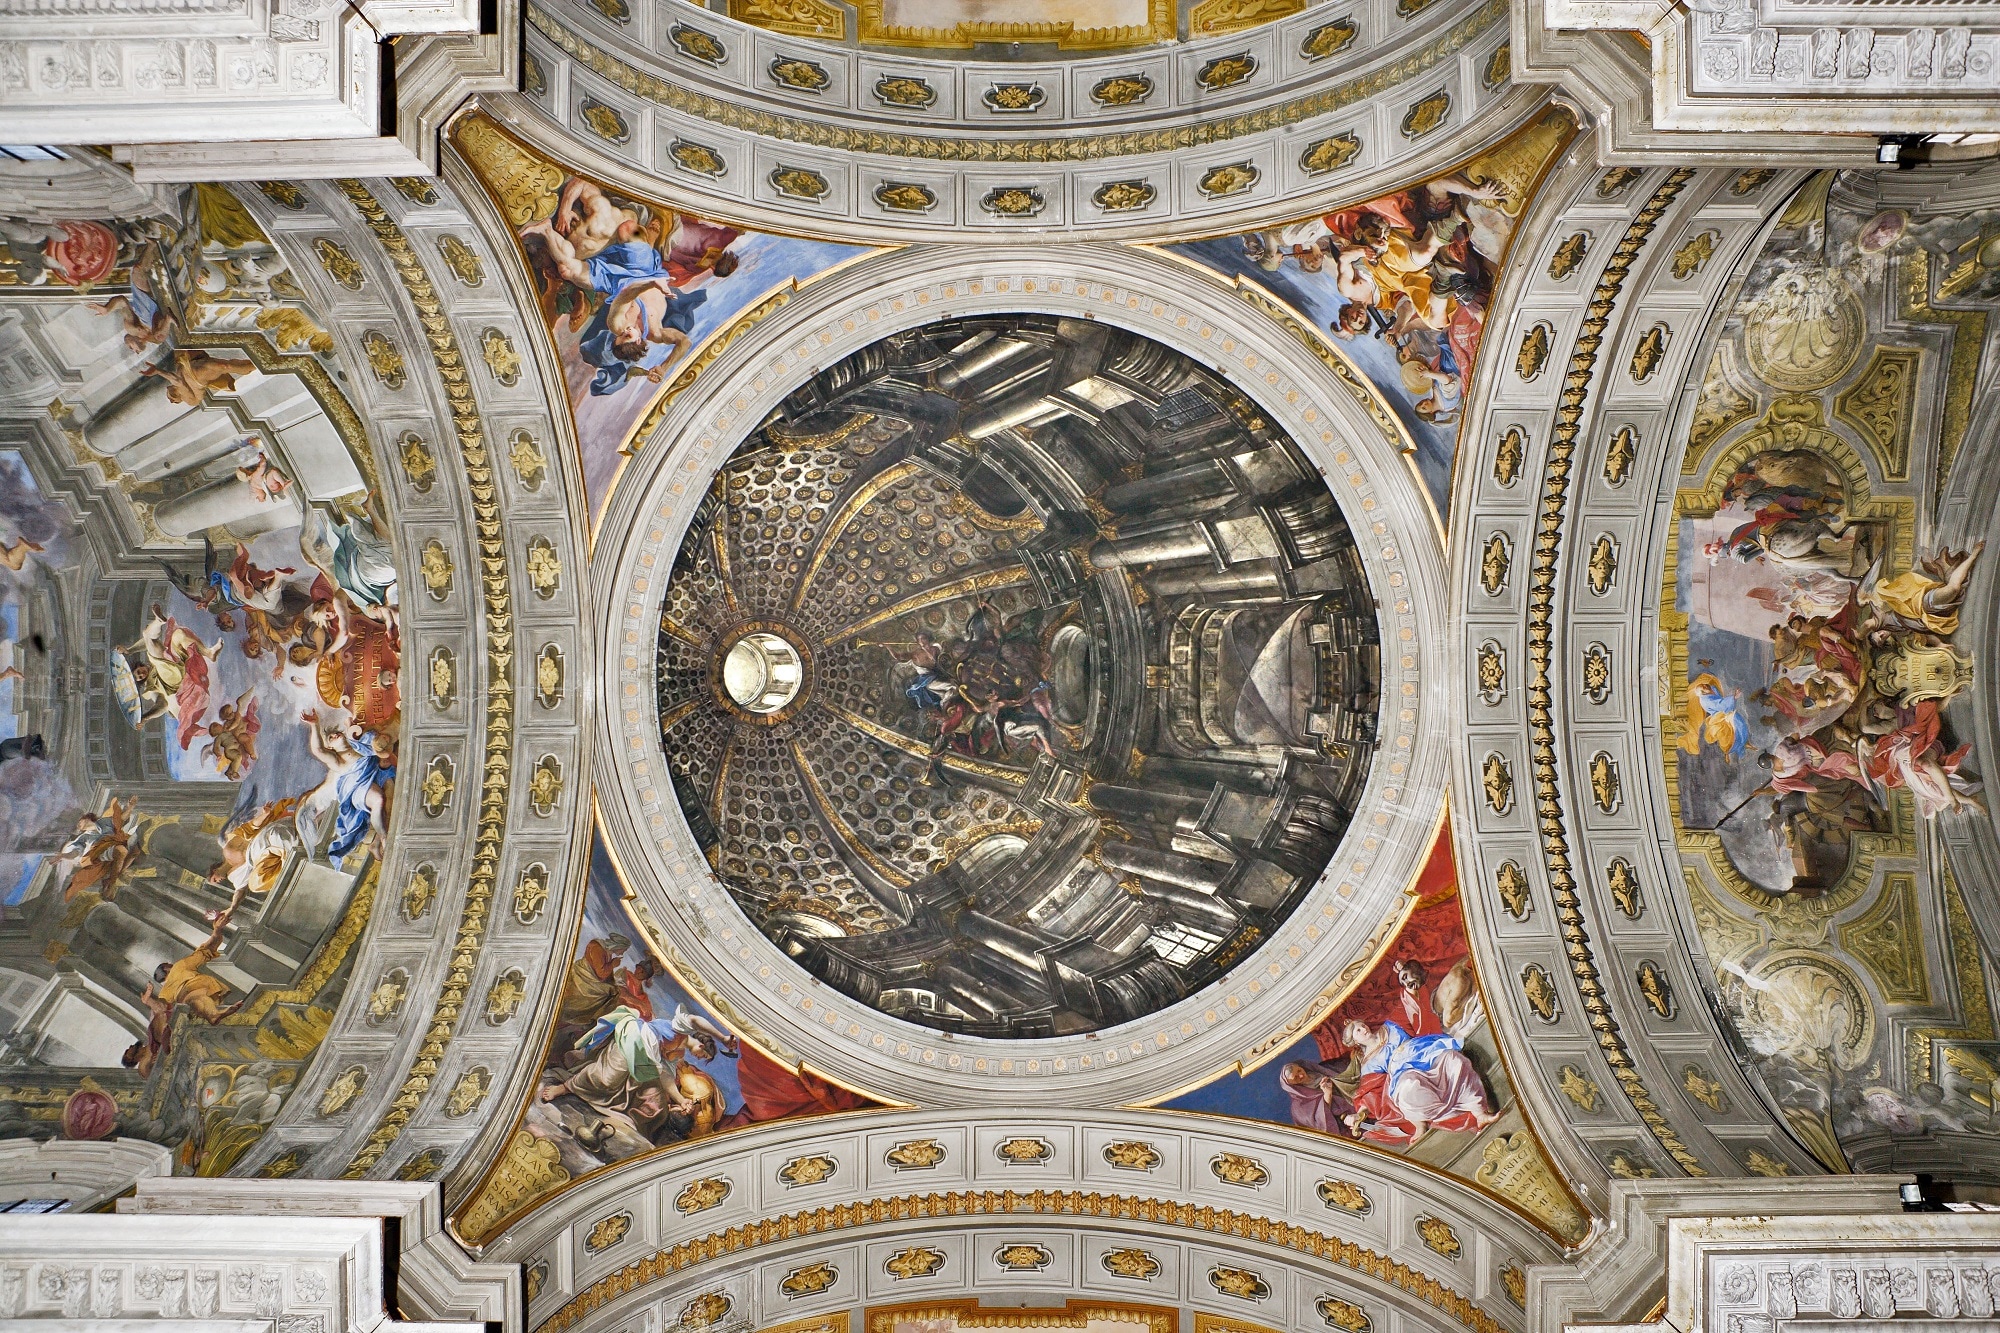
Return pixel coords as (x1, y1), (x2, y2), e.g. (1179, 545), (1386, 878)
(656, 313), (1382, 1039)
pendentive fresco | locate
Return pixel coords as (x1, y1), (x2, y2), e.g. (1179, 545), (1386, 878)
(0, 183), (393, 1172)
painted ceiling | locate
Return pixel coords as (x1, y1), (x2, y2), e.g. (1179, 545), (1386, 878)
(2, 45), (2000, 1333)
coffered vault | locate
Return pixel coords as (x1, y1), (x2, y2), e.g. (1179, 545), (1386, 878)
(6, 4), (2000, 1332)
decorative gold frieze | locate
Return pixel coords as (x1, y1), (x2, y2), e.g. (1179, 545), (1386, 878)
(669, 140), (728, 178)
(439, 234), (484, 286)
(1548, 231), (1589, 280)
(886, 1137), (945, 1169)
(315, 238), (364, 290)
(1299, 133), (1361, 176)
(1316, 1178), (1371, 1214)
(677, 1176), (731, 1213)
(1494, 861), (1530, 920)
(1401, 88), (1450, 138)
(1189, 0), (1301, 35)
(1416, 1216), (1461, 1260)
(733, 0), (842, 39)
(586, 1211), (632, 1253)
(485, 969), (527, 1023)
(319, 1066), (366, 1116)
(402, 863), (438, 921)
(885, 1245), (945, 1278)
(1833, 345), (1919, 481)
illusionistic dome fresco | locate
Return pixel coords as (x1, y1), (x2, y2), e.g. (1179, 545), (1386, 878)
(656, 315), (1381, 1039)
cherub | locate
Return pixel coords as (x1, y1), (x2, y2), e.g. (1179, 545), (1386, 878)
(138, 350), (256, 407)
(202, 689), (260, 780)
(0, 537), (44, 571)
(234, 450), (291, 505)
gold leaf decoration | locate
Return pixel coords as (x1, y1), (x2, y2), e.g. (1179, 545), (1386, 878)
(399, 432), (436, 492)
(314, 238), (364, 290)
(1197, 53), (1258, 89)
(585, 1210), (632, 1253)
(485, 968), (527, 1023)
(1189, 0), (1302, 37)
(1516, 322), (1550, 380)
(996, 1243), (1052, 1271)
(1602, 424), (1637, 485)
(1557, 1064), (1599, 1111)
(526, 535), (562, 598)
(528, 753), (564, 816)
(1299, 133), (1361, 176)
(319, 1066), (366, 1116)
(420, 539), (453, 600)
(1596, 165), (1643, 198)
(732, 0), (843, 39)
(1492, 425), (1524, 484)
(769, 56), (832, 90)
(1316, 1178), (1372, 1214)
(429, 646), (456, 710)
(1585, 533), (1617, 595)
(1102, 1140), (1160, 1170)
(1672, 228), (1718, 280)
(1548, 231), (1589, 280)
(1635, 960), (1674, 1018)
(420, 755), (455, 816)
(454, 1131), (570, 1244)
(1197, 161), (1260, 198)
(1681, 1064), (1727, 1112)
(257, 180), (306, 209)
(681, 1293), (731, 1328)
(1300, 17), (1357, 59)
(780, 1261), (836, 1298)
(1210, 1265), (1270, 1301)
(1732, 168), (1777, 196)
(778, 1153), (836, 1187)
(884, 1245), (945, 1278)
(1581, 641), (1611, 704)
(509, 428), (550, 490)
(1102, 1247), (1161, 1279)
(997, 1136), (1053, 1164)
(981, 186), (1045, 217)
(1090, 74), (1153, 105)
(1476, 639), (1505, 705)
(579, 98), (630, 144)
(536, 644), (566, 708)
(1629, 323), (1669, 381)
(439, 234), (483, 286)
(1605, 857), (1642, 918)
(1400, 88), (1450, 138)
(1415, 1216), (1461, 1260)
(1494, 861), (1530, 919)
(363, 330), (405, 389)
(513, 862), (551, 924)
(1481, 753), (1513, 814)
(874, 182), (938, 212)
(982, 83), (1045, 113)
(1482, 40), (1510, 88)
(481, 327), (522, 386)
(669, 139), (728, 178)
(445, 1065), (492, 1117)
(677, 1176), (731, 1213)
(1317, 1296), (1371, 1332)
(1479, 533), (1509, 595)
(886, 1137), (946, 1169)
(669, 22), (727, 63)
(1520, 964), (1558, 1020)
(1209, 1151), (1268, 1186)
(874, 74), (936, 107)
(402, 863), (438, 921)
(1587, 750), (1620, 812)
(392, 176), (439, 205)
(1092, 180), (1155, 213)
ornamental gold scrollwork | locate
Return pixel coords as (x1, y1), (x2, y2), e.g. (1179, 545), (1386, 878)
(779, 1153), (836, 1187)
(1300, 17), (1356, 58)
(438, 235), (484, 286)
(1316, 1178), (1371, 1214)
(681, 1294), (731, 1328)
(319, 1066), (366, 1116)
(419, 756), (455, 815)
(677, 1176), (731, 1213)
(1197, 162), (1259, 198)
(1672, 229), (1719, 281)
(1481, 753), (1514, 814)
(1299, 133), (1361, 177)
(669, 22), (726, 63)
(885, 1245), (945, 1279)
(485, 969), (527, 1023)
(1492, 426), (1524, 485)
(1597, 166), (1643, 198)
(886, 1138), (946, 1169)
(513, 862), (551, 924)
(528, 754), (564, 816)
(996, 1243), (1052, 1271)
(1209, 1151), (1268, 1186)
(392, 178), (437, 207)
(1400, 88), (1450, 138)
(314, 238), (364, 290)
(669, 140), (728, 178)
(1557, 1064), (1599, 1111)
(445, 1065), (492, 1117)
(402, 863), (438, 921)
(1494, 861), (1530, 919)
(1520, 964), (1559, 1021)
(1415, 1216), (1461, 1260)
(1516, 323), (1550, 381)
(1102, 1247), (1160, 1280)
(1606, 858), (1643, 917)
(997, 1136), (1052, 1164)
(1587, 751), (1621, 813)
(1197, 53), (1256, 89)
(1318, 1296), (1370, 1332)
(1102, 1140), (1160, 1170)
(779, 1261), (836, 1298)
(1630, 324), (1670, 382)
(1479, 534), (1509, 595)
(1093, 180), (1155, 213)
(1548, 231), (1589, 280)
(419, 540), (453, 600)
(398, 432), (437, 492)
(1210, 1265), (1270, 1300)
(1090, 74), (1152, 105)
(1602, 425), (1637, 485)
(1476, 640), (1505, 705)
(1585, 534), (1617, 595)
(428, 646), (456, 710)
(586, 1211), (632, 1253)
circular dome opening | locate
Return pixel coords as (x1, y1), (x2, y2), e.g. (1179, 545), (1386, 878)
(655, 313), (1383, 1040)
(721, 630), (806, 713)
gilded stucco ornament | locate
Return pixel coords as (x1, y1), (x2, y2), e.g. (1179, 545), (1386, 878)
(1210, 1265), (1271, 1300)
(1103, 1140), (1161, 1170)
(1548, 231), (1589, 280)
(885, 1246), (946, 1278)
(677, 1177), (732, 1213)
(1493, 862), (1530, 920)
(1492, 426), (1524, 485)
(1102, 1248), (1161, 1279)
